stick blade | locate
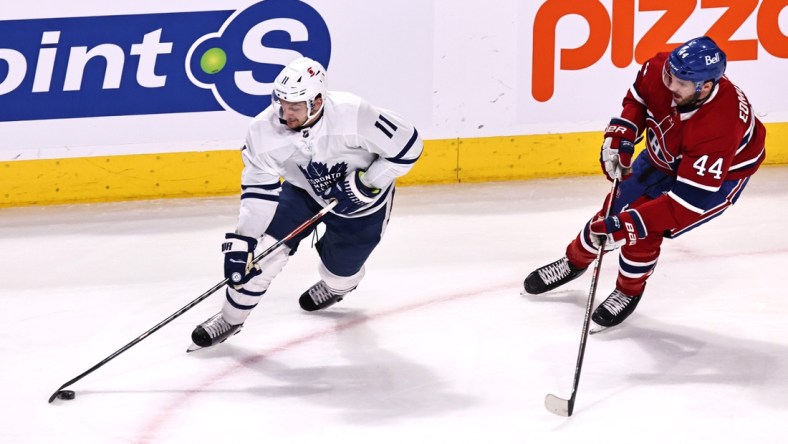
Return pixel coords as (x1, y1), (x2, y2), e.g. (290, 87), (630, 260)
(545, 393), (572, 416)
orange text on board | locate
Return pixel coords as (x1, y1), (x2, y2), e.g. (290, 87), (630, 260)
(532, 0), (788, 102)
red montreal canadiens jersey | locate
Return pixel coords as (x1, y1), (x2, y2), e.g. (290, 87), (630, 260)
(616, 52), (766, 234)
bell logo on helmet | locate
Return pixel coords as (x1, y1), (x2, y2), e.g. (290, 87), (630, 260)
(705, 53), (721, 65)
(0, 0), (331, 122)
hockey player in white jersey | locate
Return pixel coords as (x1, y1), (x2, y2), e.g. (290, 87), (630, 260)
(190, 57), (423, 350)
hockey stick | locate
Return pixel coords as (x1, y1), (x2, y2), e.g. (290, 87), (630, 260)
(545, 177), (620, 417)
(47, 199), (337, 403)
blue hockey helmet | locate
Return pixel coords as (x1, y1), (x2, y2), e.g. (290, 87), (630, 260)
(667, 36), (727, 91)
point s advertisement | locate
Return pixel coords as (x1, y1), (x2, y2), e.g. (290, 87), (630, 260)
(0, 0), (330, 122)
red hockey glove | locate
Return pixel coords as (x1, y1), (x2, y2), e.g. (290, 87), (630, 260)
(589, 210), (647, 249)
(600, 117), (637, 181)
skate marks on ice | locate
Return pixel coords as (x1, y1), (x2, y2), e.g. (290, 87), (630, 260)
(577, 317), (788, 411)
(520, 285), (788, 413)
(229, 311), (477, 423)
(519, 289), (590, 306)
(520, 287), (615, 328)
(137, 286), (517, 440)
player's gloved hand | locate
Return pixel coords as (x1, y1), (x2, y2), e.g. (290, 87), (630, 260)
(323, 170), (380, 215)
(589, 210), (646, 249)
(600, 117), (637, 181)
(222, 233), (262, 288)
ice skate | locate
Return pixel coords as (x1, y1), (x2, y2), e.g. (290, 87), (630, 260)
(591, 289), (642, 330)
(523, 257), (587, 295)
(299, 280), (348, 312)
(187, 313), (243, 352)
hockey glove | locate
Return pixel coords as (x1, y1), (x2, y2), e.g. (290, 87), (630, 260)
(222, 233), (262, 288)
(600, 117), (637, 181)
(589, 210), (647, 250)
(323, 170), (380, 215)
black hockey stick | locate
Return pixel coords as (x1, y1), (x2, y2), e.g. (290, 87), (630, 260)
(545, 177), (620, 416)
(48, 199), (337, 403)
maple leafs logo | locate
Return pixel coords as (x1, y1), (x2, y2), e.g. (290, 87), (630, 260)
(298, 161), (348, 196)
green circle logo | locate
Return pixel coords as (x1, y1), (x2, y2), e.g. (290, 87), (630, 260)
(200, 48), (227, 74)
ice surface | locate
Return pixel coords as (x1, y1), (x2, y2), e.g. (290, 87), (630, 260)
(2, 167), (787, 443)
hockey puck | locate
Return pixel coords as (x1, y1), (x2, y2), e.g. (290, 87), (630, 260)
(57, 390), (76, 400)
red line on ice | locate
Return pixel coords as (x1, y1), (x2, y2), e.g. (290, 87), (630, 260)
(134, 284), (513, 443)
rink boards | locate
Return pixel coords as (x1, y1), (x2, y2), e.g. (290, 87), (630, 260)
(2, 123), (787, 207)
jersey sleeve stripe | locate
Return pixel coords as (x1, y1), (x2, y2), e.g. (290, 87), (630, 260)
(670, 177), (748, 237)
(672, 180), (719, 210)
(675, 176), (720, 192)
(667, 177), (750, 238)
(629, 84), (646, 106)
(386, 156), (419, 165)
(386, 128), (421, 162)
(730, 146), (764, 172)
(669, 204), (727, 238)
(240, 193), (279, 202)
(241, 183), (282, 191)
(667, 190), (705, 214)
(736, 115), (756, 155)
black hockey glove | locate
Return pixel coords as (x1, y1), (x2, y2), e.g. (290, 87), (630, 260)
(323, 170), (380, 215)
(222, 233), (262, 288)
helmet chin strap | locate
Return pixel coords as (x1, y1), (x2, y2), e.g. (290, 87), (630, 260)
(305, 98), (322, 122)
(683, 82), (715, 109)
(290, 100), (324, 131)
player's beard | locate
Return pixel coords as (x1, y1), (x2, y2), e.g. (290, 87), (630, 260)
(286, 118), (305, 129)
(674, 90), (703, 108)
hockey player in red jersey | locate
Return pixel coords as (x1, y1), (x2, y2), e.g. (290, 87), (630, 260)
(523, 36), (766, 328)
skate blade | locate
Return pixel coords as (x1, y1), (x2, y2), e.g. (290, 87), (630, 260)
(186, 343), (204, 353)
(589, 326), (606, 335)
(589, 322), (619, 335)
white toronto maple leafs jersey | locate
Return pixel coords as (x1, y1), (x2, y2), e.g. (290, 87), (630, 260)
(235, 91), (423, 238)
